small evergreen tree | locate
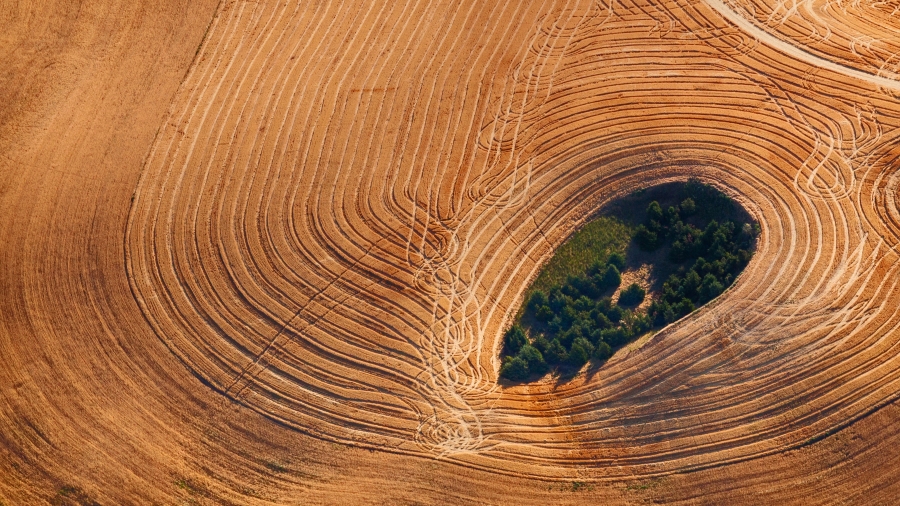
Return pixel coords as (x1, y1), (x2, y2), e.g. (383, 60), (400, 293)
(699, 273), (724, 302)
(528, 290), (548, 312)
(593, 341), (612, 361)
(545, 338), (568, 364)
(499, 356), (529, 381)
(519, 344), (548, 376)
(535, 305), (554, 322)
(647, 201), (663, 223)
(568, 337), (594, 368)
(618, 283), (645, 306)
(635, 225), (659, 251)
(608, 252), (626, 270)
(601, 264), (621, 289)
(504, 325), (527, 355)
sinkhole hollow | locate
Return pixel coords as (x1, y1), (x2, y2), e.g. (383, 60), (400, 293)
(499, 178), (759, 383)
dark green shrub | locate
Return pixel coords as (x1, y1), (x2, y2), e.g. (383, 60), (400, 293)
(535, 305), (554, 322)
(635, 225), (659, 251)
(608, 252), (626, 270)
(699, 273), (724, 302)
(681, 270), (701, 298)
(568, 337), (594, 368)
(676, 297), (695, 316)
(500, 356), (529, 381)
(593, 311), (612, 330)
(504, 325), (527, 355)
(528, 290), (548, 311)
(519, 344), (547, 375)
(593, 341), (612, 361)
(549, 289), (567, 312)
(647, 201), (663, 223)
(545, 338), (568, 363)
(600, 264), (621, 289)
(606, 304), (623, 323)
(533, 334), (551, 354)
(618, 283), (645, 306)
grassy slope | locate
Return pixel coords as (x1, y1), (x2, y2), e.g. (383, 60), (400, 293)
(526, 216), (633, 302)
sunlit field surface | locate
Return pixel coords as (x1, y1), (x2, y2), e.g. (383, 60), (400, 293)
(3, 0), (900, 503)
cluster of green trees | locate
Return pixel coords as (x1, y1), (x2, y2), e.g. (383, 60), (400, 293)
(637, 194), (755, 327)
(499, 179), (756, 382)
(499, 252), (651, 381)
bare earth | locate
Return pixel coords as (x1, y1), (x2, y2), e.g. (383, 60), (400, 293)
(3, 0), (900, 504)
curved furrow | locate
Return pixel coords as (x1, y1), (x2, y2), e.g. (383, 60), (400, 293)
(122, 0), (900, 481)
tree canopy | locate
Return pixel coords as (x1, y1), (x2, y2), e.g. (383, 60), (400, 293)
(499, 179), (756, 382)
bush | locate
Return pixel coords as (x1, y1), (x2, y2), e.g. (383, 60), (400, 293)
(630, 312), (652, 334)
(568, 337), (594, 368)
(549, 289), (567, 312)
(535, 305), (554, 322)
(699, 273), (724, 302)
(608, 252), (626, 270)
(519, 344), (547, 376)
(528, 290), (548, 312)
(593, 341), (612, 361)
(635, 225), (659, 251)
(676, 297), (694, 316)
(600, 264), (621, 289)
(663, 305), (677, 324)
(681, 270), (701, 298)
(606, 304), (623, 323)
(504, 325), (527, 355)
(533, 334), (550, 354)
(545, 338), (568, 363)
(600, 326), (630, 347)
(647, 201), (663, 223)
(669, 240), (687, 263)
(499, 356), (529, 381)
(618, 283), (645, 306)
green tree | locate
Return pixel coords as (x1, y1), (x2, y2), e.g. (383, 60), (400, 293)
(647, 201), (663, 223)
(545, 338), (567, 364)
(608, 252), (626, 270)
(635, 225), (659, 251)
(535, 305), (554, 322)
(663, 305), (677, 324)
(499, 356), (529, 381)
(593, 341), (612, 361)
(676, 297), (694, 316)
(682, 270), (701, 298)
(504, 325), (527, 355)
(618, 283), (645, 306)
(519, 344), (547, 376)
(568, 337), (594, 368)
(699, 273), (724, 302)
(533, 334), (551, 355)
(600, 264), (621, 289)
(528, 290), (548, 312)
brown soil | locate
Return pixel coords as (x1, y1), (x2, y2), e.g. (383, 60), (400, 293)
(3, 0), (900, 504)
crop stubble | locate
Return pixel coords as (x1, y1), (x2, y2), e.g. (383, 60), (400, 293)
(126, 0), (900, 477)
(4, 0), (900, 502)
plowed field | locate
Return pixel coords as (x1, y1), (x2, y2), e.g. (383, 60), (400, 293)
(3, 0), (900, 503)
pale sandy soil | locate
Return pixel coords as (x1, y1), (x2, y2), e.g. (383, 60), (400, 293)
(3, 0), (900, 504)
(613, 265), (653, 311)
